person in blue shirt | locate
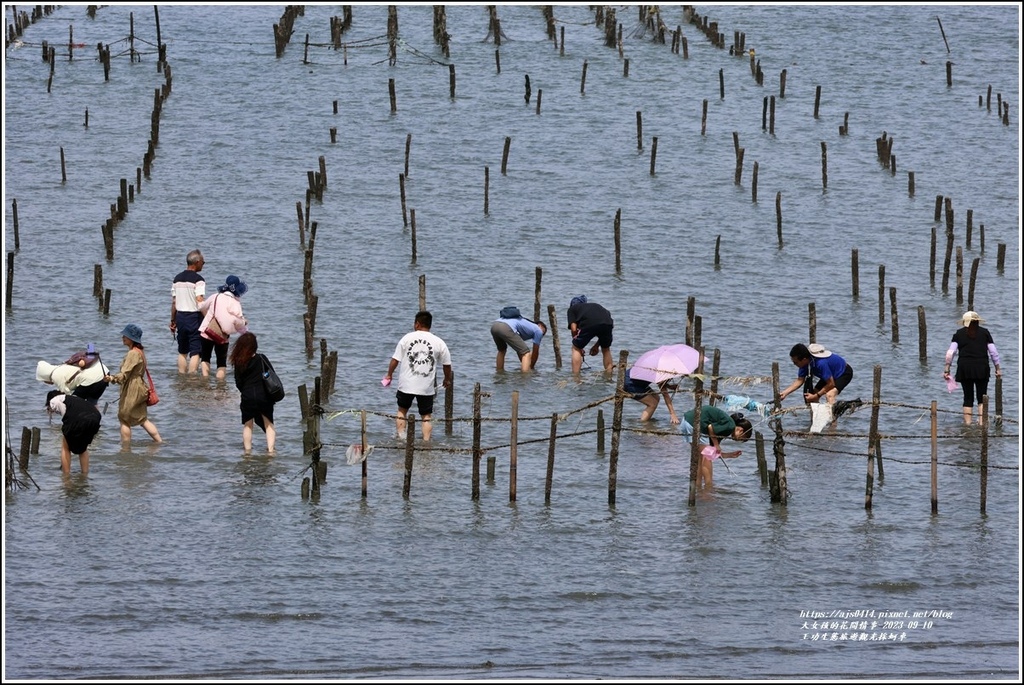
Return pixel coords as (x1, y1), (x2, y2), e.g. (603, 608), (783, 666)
(779, 343), (853, 405)
(491, 309), (547, 372)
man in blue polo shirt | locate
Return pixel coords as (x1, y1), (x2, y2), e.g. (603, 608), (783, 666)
(490, 308), (547, 372)
(779, 342), (853, 405)
(170, 249), (206, 374)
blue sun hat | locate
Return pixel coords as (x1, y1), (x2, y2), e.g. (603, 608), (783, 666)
(121, 324), (143, 344)
(570, 295), (588, 307)
(220, 275), (248, 297)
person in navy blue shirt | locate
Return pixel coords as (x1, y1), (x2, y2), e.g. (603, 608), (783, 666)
(779, 343), (853, 405)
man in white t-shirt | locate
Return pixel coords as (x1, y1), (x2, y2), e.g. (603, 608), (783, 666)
(384, 311), (453, 442)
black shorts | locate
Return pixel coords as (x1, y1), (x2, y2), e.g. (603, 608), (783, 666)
(396, 391), (435, 416)
(572, 323), (613, 350)
(815, 365), (853, 395)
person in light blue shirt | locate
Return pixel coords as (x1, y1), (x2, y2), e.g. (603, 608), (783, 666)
(491, 310), (547, 372)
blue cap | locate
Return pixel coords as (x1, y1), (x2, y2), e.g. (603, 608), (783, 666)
(570, 295), (588, 307)
(121, 324), (143, 344)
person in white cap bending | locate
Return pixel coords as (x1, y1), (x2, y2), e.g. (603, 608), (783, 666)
(779, 343), (853, 405)
(944, 310), (1002, 425)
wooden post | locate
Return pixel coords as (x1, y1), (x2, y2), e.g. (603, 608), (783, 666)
(968, 257), (979, 310)
(534, 267), (542, 322)
(908, 171), (915, 197)
(889, 287), (899, 343)
(775, 191), (783, 247)
(779, 69), (787, 98)
(955, 246), (963, 305)
(448, 63), (456, 99)
(865, 365), (881, 510)
(851, 249), (859, 299)
(484, 166), (489, 215)
(418, 274), (426, 311)
(808, 302), (816, 343)
(596, 409), (605, 453)
(685, 296), (695, 347)
(934, 194), (943, 222)
(755, 431), (767, 486)
(996, 243), (1006, 273)
(714, 235), (721, 269)
(917, 306), (928, 363)
(445, 370), (454, 436)
(965, 208), (973, 249)
(19, 427), (31, 469)
(545, 412), (557, 503)
(814, 85), (821, 118)
(404, 133), (412, 179)
(547, 304), (562, 369)
(636, 111), (643, 150)
(535, 88), (542, 114)
(487, 455), (496, 483)
(501, 136), (511, 175)
(609, 350), (628, 506)
(60, 147), (67, 183)
(734, 148), (744, 184)
(361, 410), (368, 498)
(399, 173), (408, 227)
(472, 383), (482, 500)
(687, 349), (707, 507)
(994, 376), (1003, 425)
(820, 141), (827, 190)
(877, 265), (885, 325)
(751, 161), (758, 202)
(769, 95), (776, 135)
(402, 414), (415, 499)
(980, 396), (988, 514)
(930, 400), (938, 513)
(649, 136), (658, 175)
(874, 435), (884, 482)
(614, 208), (622, 274)
(6, 252), (14, 312)
(701, 99), (707, 136)
(409, 209), (417, 263)
(580, 60), (588, 95)
(929, 226), (937, 287)
(509, 390), (519, 502)
(389, 78), (397, 113)
(945, 60), (952, 87)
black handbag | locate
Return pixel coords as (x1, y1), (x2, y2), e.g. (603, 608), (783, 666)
(258, 353), (285, 403)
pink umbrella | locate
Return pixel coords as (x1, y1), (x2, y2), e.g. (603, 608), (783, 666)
(629, 344), (702, 384)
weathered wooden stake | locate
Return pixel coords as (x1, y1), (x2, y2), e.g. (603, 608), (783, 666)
(701, 99), (708, 136)
(755, 431), (767, 486)
(714, 235), (721, 269)
(535, 88), (542, 114)
(409, 209), (417, 263)
(930, 400), (938, 513)
(649, 136), (658, 175)
(449, 63), (456, 99)
(917, 306), (927, 363)
(501, 136), (511, 175)
(389, 78), (397, 113)
(361, 410), (368, 498)
(404, 133), (412, 179)
(908, 170), (915, 197)
(545, 412), (557, 503)
(636, 111), (643, 150)
(580, 60), (587, 95)
(60, 147), (67, 183)
(614, 208), (622, 274)
(779, 69), (787, 98)
(820, 141), (827, 190)
(769, 95), (776, 135)
(814, 85), (821, 118)
(851, 249), (859, 299)
(751, 161), (758, 202)
(775, 191), (783, 246)
(444, 371), (454, 436)
(399, 173), (408, 227)
(808, 302), (816, 343)
(955, 246), (963, 305)
(402, 414), (415, 499)
(509, 390), (519, 502)
(889, 287), (899, 343)
(484, 166), (489, 215)
(547, 304), (562, 369)
(596, 409), (605, 453)
(865, 365), (881, 510)
(609, 350), (628, 506)
(878, 264), (885, 325)
(472, 383), (482, 499)
(719, 68), (724, 99)
(929, 226), (937, 287)
(418, 274), (426, 311)
(533, 267), (542, 322)
(996, 243), (1006, 273)
(980, 395), (988, 514)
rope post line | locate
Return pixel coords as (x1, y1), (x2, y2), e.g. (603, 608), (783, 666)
(402, 414), (415, 499)
(545, 412), (557, 503)
(608, 350), (628, 506)
(509, 391), (519, 502)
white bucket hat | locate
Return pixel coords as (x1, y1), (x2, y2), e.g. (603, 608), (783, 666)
(961, 311), (985, 326)
(808, 343), (832, 358)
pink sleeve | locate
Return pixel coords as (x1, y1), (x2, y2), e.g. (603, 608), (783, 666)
(987, 343), (1000, 367)
(944, 341), (958, 364)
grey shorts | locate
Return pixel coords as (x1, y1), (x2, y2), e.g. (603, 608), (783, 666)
(491, 321), (530, 357)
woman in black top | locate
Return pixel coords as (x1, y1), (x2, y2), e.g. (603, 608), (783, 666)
(230, 332), (278, 453)
(944, 311), (1002, 425)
